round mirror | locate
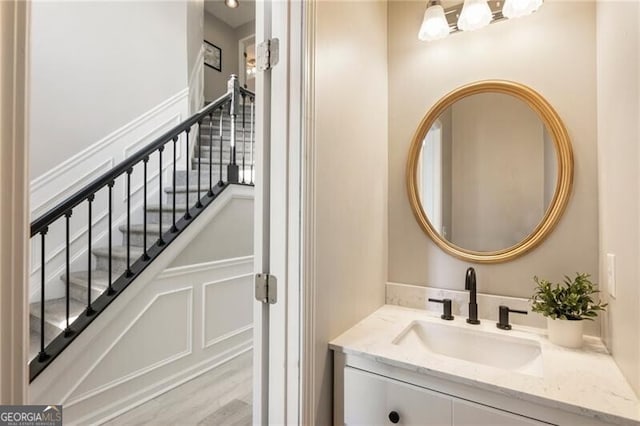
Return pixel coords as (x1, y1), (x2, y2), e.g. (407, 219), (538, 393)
(407, 81), (573, 263)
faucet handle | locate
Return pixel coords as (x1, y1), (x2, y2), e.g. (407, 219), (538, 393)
(428, 298), (454, 321)
(496, 305), (527, 330)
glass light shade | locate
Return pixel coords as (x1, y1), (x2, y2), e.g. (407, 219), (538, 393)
(418, 4), (451, 41)
(502, 0), (542, 18)
(457, 0), (493, 31)
(225, 0), (239, 8)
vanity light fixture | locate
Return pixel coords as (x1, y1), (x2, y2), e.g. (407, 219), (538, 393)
(502, 0), (543, 18)
(418, 0), (451, 41)
(418, 0), (544, 42)
(225, 0), (239, 9)
(457, 0), (493, 31)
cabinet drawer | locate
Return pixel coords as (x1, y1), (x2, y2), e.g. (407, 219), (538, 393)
(453, 399), (550, 426)
(344, 367), (452, 425)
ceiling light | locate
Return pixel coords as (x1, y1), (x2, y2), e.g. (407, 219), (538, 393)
(418, 1), (451, 42)
(502, 0), (542, 18)
(457, 0), (492, 31)
(225, 0), (239, 9)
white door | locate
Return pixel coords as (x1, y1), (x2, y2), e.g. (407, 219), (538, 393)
(253, 1), (304, 424)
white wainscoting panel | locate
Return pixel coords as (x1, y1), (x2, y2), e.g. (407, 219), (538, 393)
(30, 253), (254, 425)
(29, 89), (190, 302)
(203, 274), (253, 349)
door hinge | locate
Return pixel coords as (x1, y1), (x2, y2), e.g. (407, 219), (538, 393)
(256, 38), (279, 72)
(255, 273), (277, 304)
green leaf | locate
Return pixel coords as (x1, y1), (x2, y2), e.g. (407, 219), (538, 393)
(530, 272), (606, 320)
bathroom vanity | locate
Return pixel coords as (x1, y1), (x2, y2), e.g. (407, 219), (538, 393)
(330, 305), (640, 426)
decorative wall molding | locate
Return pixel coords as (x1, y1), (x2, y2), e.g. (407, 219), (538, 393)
(63, 287), (194, 407)
(29, 89), (189, 301)
(159, 255), (253, 279)
(202, 273), (254, 349)
(29, 227), (254, 425)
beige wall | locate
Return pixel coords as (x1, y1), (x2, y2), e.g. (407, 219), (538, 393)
(29, 1), (189, 180)
(170, 197), (254, 266)
(596, 0), (640, 395)
(448, 94), (545, 251)
(203, 13), (254, 100)
(388, 0), (599, 314)
(313, 1), (388, 424)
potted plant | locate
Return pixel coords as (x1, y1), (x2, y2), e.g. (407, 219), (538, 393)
(530, 273), (607, 348)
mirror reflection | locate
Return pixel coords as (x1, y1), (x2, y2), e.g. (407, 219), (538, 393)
(417, 92), (558, 252)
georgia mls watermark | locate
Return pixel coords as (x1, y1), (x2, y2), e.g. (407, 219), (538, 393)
(0, 405), (62, 426)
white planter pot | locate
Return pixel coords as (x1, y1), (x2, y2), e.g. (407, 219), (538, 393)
(546, 317), (584, 348)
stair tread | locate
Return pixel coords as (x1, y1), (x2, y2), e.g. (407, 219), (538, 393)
(118, 223), (172, 234)
(164, 185), (220, 194)
(30, 297), (86, 329)
(146, 203), (187, 213)
(93, 245), (144, 259)
(66, 270), (110, 289)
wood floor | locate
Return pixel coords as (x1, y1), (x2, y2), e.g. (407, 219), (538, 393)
(103, 351), (252, 426)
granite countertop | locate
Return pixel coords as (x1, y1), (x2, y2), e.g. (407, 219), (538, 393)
(329, 304), (640, 425)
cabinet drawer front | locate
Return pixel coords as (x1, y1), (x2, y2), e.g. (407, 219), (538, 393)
(453, 399), (551, 426)
(344, 367), (453, 426)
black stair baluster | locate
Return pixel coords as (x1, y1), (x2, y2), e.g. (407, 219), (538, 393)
(208, 112), (214, 196)
(158, 146), (165, 246)
(87, 195), (95, 316)
(64, 211), (72, 337)
(250, 96), (255, 184)
(241, 93), (246, 184)
(38, 228), (49, 362)
(143, 157), (150, 261)
(126, 169), (133, 277)
(172, 137), (178, 232)
(107, 181), (115, 295)
(219, 105), (224, 185)
(196, 121), (203, 208)
(185, 129), (192, 220)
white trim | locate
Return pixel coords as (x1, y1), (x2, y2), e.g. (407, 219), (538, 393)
(30, 158), (114, 218)
(0, 0), (30, 403)
(301, 0), (316, 423)
(201, 272), (254, 349)
(238, 34), (256, 89)
(72, 344), (252, 426)
(28, 89), (190, 301)
(158, 255), (253, 279)
(204, 324), (253, 349)
(62, 287), (194, 407)
(30, 88), (188, 194)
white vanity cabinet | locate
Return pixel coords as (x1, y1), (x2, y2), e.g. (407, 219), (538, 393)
(344, 367), (545, 426)
(334, 352), (615, 426)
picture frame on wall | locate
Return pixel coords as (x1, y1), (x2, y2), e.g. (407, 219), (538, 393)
(203, 40), (222, 72)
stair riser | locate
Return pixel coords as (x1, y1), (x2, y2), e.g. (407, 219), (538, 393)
(95, 254), (131, 276)
(70, 282), (108, 304)
(194, 148), (254, 161)
(122, 230), (164, 248)
(194, 140), (254, 152)
(145, 208), (187, 225)
(164, 190), (210, 206)
(175, 170), (228, 186)
(199, 125), (254, 135)
(29, 315), (61, 340)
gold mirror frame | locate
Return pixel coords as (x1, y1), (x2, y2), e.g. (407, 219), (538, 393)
(407, 80), (574, 264)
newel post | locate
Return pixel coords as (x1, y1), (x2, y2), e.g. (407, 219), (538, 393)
(227, 74), (240, 183)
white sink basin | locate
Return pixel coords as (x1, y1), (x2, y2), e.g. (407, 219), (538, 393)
(393, 320), (544, 377)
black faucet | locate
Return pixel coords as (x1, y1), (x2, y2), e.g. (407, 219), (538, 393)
(496, 305), (528, 330)
(465, 267), (480, 324)
(428, 298), (454, 320)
